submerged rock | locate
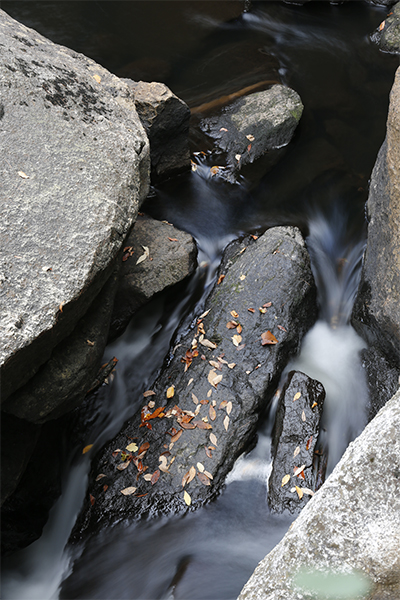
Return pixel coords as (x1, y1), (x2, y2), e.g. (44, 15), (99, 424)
(110, 215), (198, 340)
(71, 226), (317, 542)
(352, 66), (400, 404)
(200, 85), (303, 176)
(268, 371), (325, 514)
(372, 2), (400, 53)
(0, 9), (150, 403)
(238, 385), (400, 600)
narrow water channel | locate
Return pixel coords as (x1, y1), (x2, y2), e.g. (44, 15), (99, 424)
(1, 2), (398, 599)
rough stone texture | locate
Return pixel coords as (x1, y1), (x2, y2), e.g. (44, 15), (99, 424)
(0, 9), (150, 402)
(361, 347), (400, 421)
(71, 226), (317, 542)
(372, 2), (400, 54)
(126, 81), (191, 182)
(200, 85), (303, 174)
(268, 371), (325, 514)
(352, 67), (400, 401)
(2, 265), (120, 424)
(238, 386), (400, 600)
(110, 215), (197, 339)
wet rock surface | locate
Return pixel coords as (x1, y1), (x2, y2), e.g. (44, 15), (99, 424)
(268, 371), (325, 514)
(199, 85), (303, 176)
(239, 385), (400, 600)
(0, 9), (150, 403)
(71, 226), (317, 542)
(352, 66), (400, 402)
(110, 215), (198, 340)
(372, 2), (400, 53)
(126, 81), (191, 182)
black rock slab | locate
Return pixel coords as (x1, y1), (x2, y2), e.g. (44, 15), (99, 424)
(71, 226), (317, 542)
(268, 370), (325, 514)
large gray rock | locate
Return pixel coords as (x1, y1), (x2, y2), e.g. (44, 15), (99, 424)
(71, 226), (317, 541)
(200, 85), (303, 175)
(352, 67), (400, 399)
(110, 215), (198, 339)
(0, 9), (150, 402)
(126, 81), (191, 182)
(238, 385), (400, 600)
(268, 371), (325, 514)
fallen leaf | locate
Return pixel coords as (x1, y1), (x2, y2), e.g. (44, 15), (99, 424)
(192, 392), (199, 404)
(248, 307), (255, 313)
(143, 473), (153, 481)
(311, 401), (318, 409)
(226, 320), (238, 329)
(193, 420), (212, 430)
(117, 461), (130, 471)
(18, 170), (29, 179)
(220, 127), (228, 132)
(209, 360), (222, 370)
(137, 442), (150, 456)
(82, 444), (93, 454)
(136, 245), (149, 265)
(148, 400), (155, 409)
(103, 484), (108, 492)
(168, 237), (178, 242)
(277, 325), (287, 332)
(246, 134), (255, 142)
(236, 324), (242, 334)
(159, 456), (169, 472)
(208, 369), (223, 388)
(239, 274), (246, 281)
(200, 338), (217, 349)
(294, 464), (306, 477)
(301, 410), (306, 422)
(223, 415), (229, 431)
(166, 385), (175, 399)
(379, 20), (385, 31)
(261, 331), (278, 345)
(226, 401), (232, 415)
(205, 446), (213, 458)
(210, 433), (218, 446)
(121, 486), (137, 495)
(306, 436), (313, 451)
(259, 307), (267, 314)
(217, 274), (225, 284)
(126, 443), (138, 453)
(281, 474), (290, 487)
(197, 462), (205, 472)
(182, 466), (196, 487)
(180, 421), (196, 430)
(293, 392), (301, 402)
(194, 405), (202, 415)
(199, 309), (211, 319)
(230, 310), (239, 319)
(93, 73), (102, 83)
(151, 469), (160, 485)
(207, 389), (212, 398)
(263, 302), (272, 308)
(295, 486), (304, 499)
(143, 390), (156, 397)
(228, 363), (236, 369)
(210, 166), (220, 176)
(209, 405), (216, 421)
(95, 473), (106, 481)
(90, 494), (95, 506)
(171, 430), (183, 443)
(188, 378), (194, 386)
(232, 334), (242, 347)
(86, 339), (95, 346)
(247, 144), (252, 152)
(235, 154), (241, 161)
(197, 472), (211, 486)
(293, 446), (300, 458)
(219, 400), (228, 409)
(301, 487), (315, 497)
(184, 491), (191, 506)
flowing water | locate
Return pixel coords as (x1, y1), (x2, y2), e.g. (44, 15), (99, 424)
(1, 1), (398, 599)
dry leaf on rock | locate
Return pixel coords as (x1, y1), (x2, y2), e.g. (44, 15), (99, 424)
(293, 392), (301, 401)
(208, 369), (222, 388)
(151, 469), (160, 485)
(82, 444), (93, 454)
(223, 415), (229, 431)
(121, 486), (137, 496)
(295, 486), (304, 499)
(232, 334), (242, 347)
(200, 338), (217, 349)
(184, 491), (191, 506)
(166, 385), (175, 399)
(210, 433), (218, 446)
(126, 443), (138, 453)
(136, 245), (149, 265)
(209, 405), (216, 421)
(281, 474), (290, 487)
(197, 472), (211, 486)
(117, 461), (130, 471)
(261, 331), (278, 345)
(226, 401), (232, 415)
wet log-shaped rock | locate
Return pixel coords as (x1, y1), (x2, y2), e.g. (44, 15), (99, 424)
(71, 226), (317, 542)
(268, 370), (325, 514)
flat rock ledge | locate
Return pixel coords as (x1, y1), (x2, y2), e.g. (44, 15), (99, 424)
(0, 9), (150, 401)
(238, 385), (400, 600)
(71, 226), (317, 542)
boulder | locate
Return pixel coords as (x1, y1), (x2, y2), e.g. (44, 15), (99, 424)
(199, 85), (303, 176)
(268, 371), (325, 514)
(238, 385), (400, 600)
(110, 215), (198, 339)
(126, 81), (191, 182)
(352, 67), (400, 400)
(0, 9), (150, 403)
(71, 226), (317, 542)
(372, 2), (400, 54)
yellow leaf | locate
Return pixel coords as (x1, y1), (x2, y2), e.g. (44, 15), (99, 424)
(197, 462), (205, 472)
(126, 443), (138, 452)
(293, 446), (300, 458)
(184, 491), (191, 506)
(293, 392), (301, 401)
(93, 74), (102, 83)
(166, 385), (175, 399)
(82, 444), (93, 454)
(230, 310), (239, 319)
(18, 170), (29, 179)
(295, 485), (304, 499)
(281, 474), (290, 487)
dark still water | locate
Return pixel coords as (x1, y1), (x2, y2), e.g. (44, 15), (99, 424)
(1, 2), (398, 599)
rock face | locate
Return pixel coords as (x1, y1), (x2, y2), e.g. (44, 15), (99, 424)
(200, 85), (303, 174)
(372, 2), (400, 54)
(352, 66), (400, 404)
(238, 385), (400, 600)
(127, 81), (191, 182)
(110, 215), (198, 339)
(268, 371), (325, 514)
(0, 9), (150, 403)
(71, 226), (317, 542)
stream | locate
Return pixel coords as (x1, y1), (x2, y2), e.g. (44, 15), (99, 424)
(1, 1), (399, 599)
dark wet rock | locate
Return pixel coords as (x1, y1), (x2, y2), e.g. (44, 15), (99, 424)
(352, 67), (400, 392)
(199, 85), (303, 177)
(268, 371), (325, 514)
(239, 386), (400, 600)
(372, 2), (400, 54)
(361, 347), (400, 421)
(124, 81), (191, 183)
(71, 226), (317, 542)
(0, 413), (41, 506)
(2, 266), (120, 424)
(110, 215), (198, 340)
(0, 9), (150, 403)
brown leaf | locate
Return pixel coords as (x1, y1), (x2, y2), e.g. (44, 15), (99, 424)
(210, 433), (218, 446)
(171, 430), (183, 443)
(248, 307), (255, 313)
(277, 325), (287, 332)
(197, 472), (211, 486)
(82, 444), (93, 454)
(295, 485), (304, 499)
(168, 237), (178, 242)
(193, 420), (212, 430)
(306, 436), (313, 451)
(209, 360), (222, 370)
(226, 321), (238, 329)
(219, 400), (228, 409)
(217, 274), (225, 284)
(95, 473), (106, 481)
(180, 421), (196, 430)
(263, 302), (272, 308)
(230, 310), (239, 319)
(205, 446), (213, 458)
(117, 461), (130, 471)
(103, 484), (109, 492)
(137, 442), (150, 456)
(90, 494), (95, 506)
(261, 331), (278, 345)
(209, 405), (216, 421)
(200, 338), (217, 349)
(143, 390), (156, 397)
(151, 469), (160, 485)
(192, 392), (199, 404)
(294, 464), (306, 477)
(236, 324), (242, 334)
